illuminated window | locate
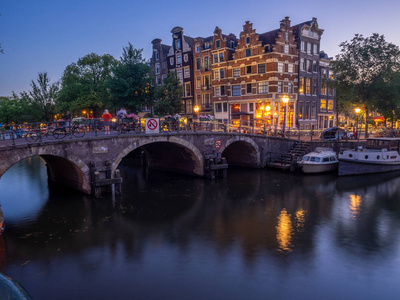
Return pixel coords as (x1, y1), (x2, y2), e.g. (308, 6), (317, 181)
(257, 81), (268, 94)
(320, 99), (326, 110)
(328, 100), (333, 111)
(299, 77), (304, 94)
(306, 78), (311, 94)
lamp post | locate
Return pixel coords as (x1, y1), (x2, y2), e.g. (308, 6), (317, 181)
(194, 105), (200, 119)
(355, 107), (361, 139)
(282, 95), (289, 136)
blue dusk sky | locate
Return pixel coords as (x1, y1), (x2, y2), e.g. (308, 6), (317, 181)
(1, 0), (400, 97)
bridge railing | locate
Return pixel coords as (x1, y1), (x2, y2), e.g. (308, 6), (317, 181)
(1, 118), (354, 145)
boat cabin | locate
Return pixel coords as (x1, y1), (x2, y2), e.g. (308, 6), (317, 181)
(365, 138), (400, 151)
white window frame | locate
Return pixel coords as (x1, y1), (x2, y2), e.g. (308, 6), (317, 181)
(233, 68), (240, 77)
(232, 85), (241, 96)
(278, 62), (283, 73)
(257, 81), (268, 94)
(184, 66), (190, 78)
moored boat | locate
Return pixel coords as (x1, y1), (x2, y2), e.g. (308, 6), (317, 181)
(297, 148), (338, 174)
(338, 138), (400, 176)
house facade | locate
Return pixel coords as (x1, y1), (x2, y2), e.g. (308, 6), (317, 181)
(150, 17), (335, 128)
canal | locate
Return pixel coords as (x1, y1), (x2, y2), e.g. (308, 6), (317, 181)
(1, 156), (400, 299)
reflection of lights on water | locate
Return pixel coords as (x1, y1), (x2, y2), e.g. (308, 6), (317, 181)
(295, 209), (307, 232)
(350, 194), (362, 218)
(276, 208), (293, 253)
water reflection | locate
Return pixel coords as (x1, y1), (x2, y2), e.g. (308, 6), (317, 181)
(2, 158), (400, 299)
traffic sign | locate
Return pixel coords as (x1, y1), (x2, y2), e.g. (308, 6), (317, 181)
(146, 118), (159, 134)
(214, 140), (222, 149)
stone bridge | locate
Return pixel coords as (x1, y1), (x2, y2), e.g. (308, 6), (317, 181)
(0, 132), (294, 195)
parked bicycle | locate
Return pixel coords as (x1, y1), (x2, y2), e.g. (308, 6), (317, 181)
(53, 124), (86, 139)
(24, 127), (58, 142)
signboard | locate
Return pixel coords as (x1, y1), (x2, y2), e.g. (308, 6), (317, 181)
(146, 118), (159, 134)
(214, 140), (222, 149)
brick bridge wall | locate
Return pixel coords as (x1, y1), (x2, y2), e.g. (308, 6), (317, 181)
(0, 132), (294, 194)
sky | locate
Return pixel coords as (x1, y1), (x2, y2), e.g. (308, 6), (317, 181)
(1, 0), (400, 97)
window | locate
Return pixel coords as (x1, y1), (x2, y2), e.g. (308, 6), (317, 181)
(288, 82), (293, 94)
(196, 43), (200, 53)
(220, 68), (225, 79)
(246, 65), (252, 74)
(312, 61), (317, 73)
(320, 99), (326, 110)
(313, 44), (318, 55)
(155, 63), (160, 75)
(233, 68), (240, 77)
(214, 69), (220, 80)
(162, 74), (167, 85)
(257, 81), (268, 94)
(177, 69), (183, 83)
(284, 44), (289, 54)
(223, 102), (228, 112)
(184, 82), (191, 97)
(249, 103), (254, 112)
(203, 75), (210, 89)
(247, 83), (252, 94)
(196, 58), (201, 71)
(215, 103), (222, 112)
(221, 85), (225, 96)
(288, 64), (293, 73)
(232, 85), (241, 96)
(184, 66), (190, 78)
(213, 52), (224, 63)
(278, 62), (283, 73)
(300, 58), (305, 71)
(170, 57), (174, 65)
(312, 79), (317, 95)
(203, 94), (211, 107)
(214, 53), (218, 64)
(219, 52), (224, 62)
(215, 86), (221, 97)
(306, 78), (311, 94)
(203, 57), (209, 71)
(184, 54), (188, 62)
(299, 77), (304, 94)
(230, 41), (235, 48)
(176, 54), (182, 64)
(205, 42), (210, 49)
(301, 41), (305, 52)
(246, 37), (250, 44)
(155, 51), (159, 60)
(321, 83), (327, 95)
(246, 48), (251, 57)
(258, 63), (266, 74)
(285, 32), (289, 40)
(307, 42), (311, 54)
(176, 39), (180, 49)
(156, 76), (161, 85)
(278, 81), (282, 93)
(196, 76), (201, 89)
(307, 60), (312, 73)
(216, 40), (220, 48)
(328, 100), (333, 111)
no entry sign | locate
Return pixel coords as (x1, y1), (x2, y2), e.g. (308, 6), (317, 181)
(145, 118), (159, 134)
(214, 140), (222, 149)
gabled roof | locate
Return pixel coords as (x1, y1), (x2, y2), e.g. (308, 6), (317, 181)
(258, 28), (280, 46)
(184, 35), (194, 47)
(161, 44), (170, 55)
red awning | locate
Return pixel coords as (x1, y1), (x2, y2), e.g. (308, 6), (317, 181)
(373, 116), (384, 121)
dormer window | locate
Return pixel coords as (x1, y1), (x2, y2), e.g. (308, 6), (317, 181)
(230, 40), (235, 48)
(205, 42), (210, 49)
(245, 48), (251, 57)
(246, 36), (250, 44)
(155, 51), (159, 60)
(176, 39), (181, 49)
(196, 43), (200, 53)
(216, 40), (221, 48)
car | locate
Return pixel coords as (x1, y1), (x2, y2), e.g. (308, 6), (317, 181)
(320, 127), (352, 141)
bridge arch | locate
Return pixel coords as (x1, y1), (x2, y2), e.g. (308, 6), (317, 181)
(0, 152), (91, 194)
(221, 136), (261, 168)
(113, 136), (204, 176)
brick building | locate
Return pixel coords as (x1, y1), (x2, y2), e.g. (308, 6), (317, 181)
(150, 17), (335, 128)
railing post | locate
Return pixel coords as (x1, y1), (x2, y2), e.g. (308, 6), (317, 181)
(239, 120), (242, 133)
(38, 123), (43, 142)
(11, 126), (15, 146)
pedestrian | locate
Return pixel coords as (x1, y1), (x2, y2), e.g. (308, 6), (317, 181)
(65, 110), (71, 127)
(117, 107), (128, 121)
(102, 109), (112, 134)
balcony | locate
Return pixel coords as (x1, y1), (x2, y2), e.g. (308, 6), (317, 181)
(202, 85), (210, 91)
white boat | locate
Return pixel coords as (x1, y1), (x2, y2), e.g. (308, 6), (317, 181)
(297, 148), (338, 174)
(338, 138), (400, 176)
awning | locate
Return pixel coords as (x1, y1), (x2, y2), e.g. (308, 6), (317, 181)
(373, 116), (384, 121)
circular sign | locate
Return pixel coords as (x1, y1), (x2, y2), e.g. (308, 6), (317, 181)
(147, 119), (158, 131)
(214, 140), (222, 149)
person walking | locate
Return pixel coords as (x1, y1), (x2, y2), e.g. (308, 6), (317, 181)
(117, 107), (128, 121)
(102, 109), (112, 134)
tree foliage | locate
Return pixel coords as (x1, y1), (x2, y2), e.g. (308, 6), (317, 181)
(108, 43), (154, 113)
(154, 72), (183, 117)
(331, 33), (400, 133)
(29, 72), (59, 121)
(57, 53), (116, 116)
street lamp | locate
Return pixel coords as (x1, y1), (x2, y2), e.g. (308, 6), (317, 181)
(282, 95), (289, 136)
(194, 105), (200, 118)
(355, 107), (361, 139)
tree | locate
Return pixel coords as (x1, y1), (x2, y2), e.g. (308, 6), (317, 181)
(57, 53), (116, 116)
(108, 43), (154, 113)
(29, 72), (59, 121)
(331, 33), (400, 136)
(154, 72), (183, 116)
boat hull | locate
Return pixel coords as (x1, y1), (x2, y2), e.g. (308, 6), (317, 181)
(338, 159), (400, 176)
(300, 163), (338, 174)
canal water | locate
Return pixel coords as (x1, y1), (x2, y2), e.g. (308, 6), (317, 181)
(1, 157), (400, 299)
